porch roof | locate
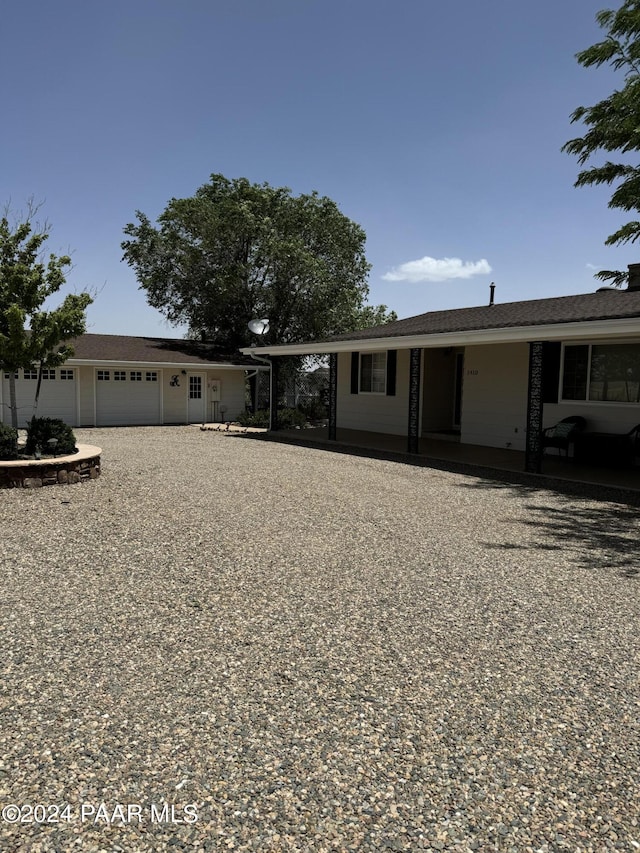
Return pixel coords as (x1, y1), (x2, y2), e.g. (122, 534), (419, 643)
(241, 289), (640, 356)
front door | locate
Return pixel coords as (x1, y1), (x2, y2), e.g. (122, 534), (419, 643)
(187, 373), (206, 423)
(453, 352), (464, 428)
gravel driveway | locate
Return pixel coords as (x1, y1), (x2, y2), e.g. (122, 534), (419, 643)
(1, 426), (639, 852)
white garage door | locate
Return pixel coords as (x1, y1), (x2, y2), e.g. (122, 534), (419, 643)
(96, 369), (161, 426)
(2, 367), (78, 427)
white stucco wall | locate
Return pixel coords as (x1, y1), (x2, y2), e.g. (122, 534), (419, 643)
(337, 350), (411, 435)
(460, 342), (530, 451)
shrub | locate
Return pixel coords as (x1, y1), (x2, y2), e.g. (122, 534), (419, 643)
(235, 407), (309, 429)
(25, 418), (77, 456)
(236, 408), (270, 428)
(299, 398), (328, 421)
(0, 423), (18, 461)
(275, 407), (307, 429)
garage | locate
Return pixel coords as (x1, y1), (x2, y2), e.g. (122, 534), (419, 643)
(95, 368), (162, 426)
(1, 367), (78, 428)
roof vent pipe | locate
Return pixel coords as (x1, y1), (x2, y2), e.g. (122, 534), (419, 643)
(627, 263), (640, 291)
(489, 282), (495, 306)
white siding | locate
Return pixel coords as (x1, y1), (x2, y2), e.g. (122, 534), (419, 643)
(213, 369), (247, 422)
(337, 350), (410, 435)
(161, 368), (248, 424)
(461, 343), (529, 451)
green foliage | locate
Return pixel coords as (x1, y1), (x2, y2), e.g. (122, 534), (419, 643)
(0, 422), (18, 461)
(0, 207), (93, 426)
(236, 409), (270, 428)
(274, 408), (308, 429)
(122, 174), (395, 350)
(563, 1), (640, 284)
(236, 407), (309, 429)
(25, 417), (77, 456)
(298, 397), (328, 420)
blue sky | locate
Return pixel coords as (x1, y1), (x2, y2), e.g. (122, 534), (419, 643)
(1, 0), (629, 338)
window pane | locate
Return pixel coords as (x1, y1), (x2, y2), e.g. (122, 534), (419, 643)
(589, 343), (640, 402)
(360, 352), (386, 393)
(562, 345), (588, 400)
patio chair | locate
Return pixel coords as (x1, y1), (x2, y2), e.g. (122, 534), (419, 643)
(542, 416), (587, 458)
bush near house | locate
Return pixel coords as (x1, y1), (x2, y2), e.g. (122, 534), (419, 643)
(236, 408), (308, 429)
(0, 423), (18, 460)
(25, 418), (77, 456)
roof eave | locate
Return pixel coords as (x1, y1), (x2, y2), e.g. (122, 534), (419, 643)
(239, 317), (640, 356)
(67, 358), (266, 370)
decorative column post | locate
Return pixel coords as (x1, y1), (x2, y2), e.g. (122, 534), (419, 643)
(328, 353), (337, 441)
(525, 341), (544, 473)
(407, 348), (421, 454)
(269, 356), (280, 431)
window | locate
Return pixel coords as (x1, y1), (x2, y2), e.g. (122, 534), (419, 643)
(130, 371), (142, 381)
(561, 343), (640, 403)
(145, 371), (158, 382)
(4, 372), (18, 379)
(97, 370), (110, 381)
(60, 369), (74, 380)
(360, 352), (387, 394)
(42, 369), (56, 380)
(189, 375), (202, 399)
(114, 370), (126, 381)
(23, 369), (37, 380)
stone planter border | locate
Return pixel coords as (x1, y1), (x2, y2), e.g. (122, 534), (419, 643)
(0, 445), (102, 489)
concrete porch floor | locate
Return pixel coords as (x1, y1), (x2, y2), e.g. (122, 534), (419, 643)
(264, 425), (640, 497)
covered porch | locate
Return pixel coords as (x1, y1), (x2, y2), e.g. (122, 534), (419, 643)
(269, 424), (640, 495)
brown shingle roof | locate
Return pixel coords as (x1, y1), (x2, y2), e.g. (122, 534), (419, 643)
(66, 334), (256, 366)
(326, 290), (640, 342)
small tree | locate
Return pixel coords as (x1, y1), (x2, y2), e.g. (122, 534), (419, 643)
(563, 0), (640, 285)
(0, 209), (93, 427)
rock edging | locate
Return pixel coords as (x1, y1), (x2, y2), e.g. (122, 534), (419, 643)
(0, 445), (102, 489)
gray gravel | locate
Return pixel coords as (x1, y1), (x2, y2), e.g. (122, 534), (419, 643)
(1, 425), (639, 852)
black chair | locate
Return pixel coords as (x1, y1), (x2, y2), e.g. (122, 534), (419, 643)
(542, 416), (587, 458)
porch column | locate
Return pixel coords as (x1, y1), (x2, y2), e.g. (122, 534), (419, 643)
(525, 341), (544, 473)
(407, 348), (422, 454)
(269, 356), (280, 431)
(328, 353), (337, 441)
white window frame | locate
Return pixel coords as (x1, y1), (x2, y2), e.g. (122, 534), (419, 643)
(97, 370), (110, 381)
(60, 369), (75, 380)
(113, 370), (126, 381)
(130, 371), (142, 382)
(359, 352), (387, 395)
(42, 368), (56, 380)
(145, 371), (158, 382)
(560, 341), (640, 405)
(23, 368), (37, 380)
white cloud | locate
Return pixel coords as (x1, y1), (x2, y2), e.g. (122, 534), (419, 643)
(586, 263), (599, 271)
(382, 256), (492, 283)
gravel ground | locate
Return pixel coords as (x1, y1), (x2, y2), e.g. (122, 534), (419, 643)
(1, 426), (639, 853)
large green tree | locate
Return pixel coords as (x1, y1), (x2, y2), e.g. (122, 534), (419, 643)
(122, 174), (395, 350)
(0, 210), (93, 427)
(563, 0), (640, 285)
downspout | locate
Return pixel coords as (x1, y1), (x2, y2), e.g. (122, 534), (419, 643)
(248, 349), (273, 431)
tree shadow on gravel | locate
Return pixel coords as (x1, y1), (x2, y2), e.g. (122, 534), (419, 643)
(481, 499), (640, 578)
(233, 432), (640, 577)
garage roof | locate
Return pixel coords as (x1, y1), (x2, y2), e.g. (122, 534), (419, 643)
(67, 334), (260, 367)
